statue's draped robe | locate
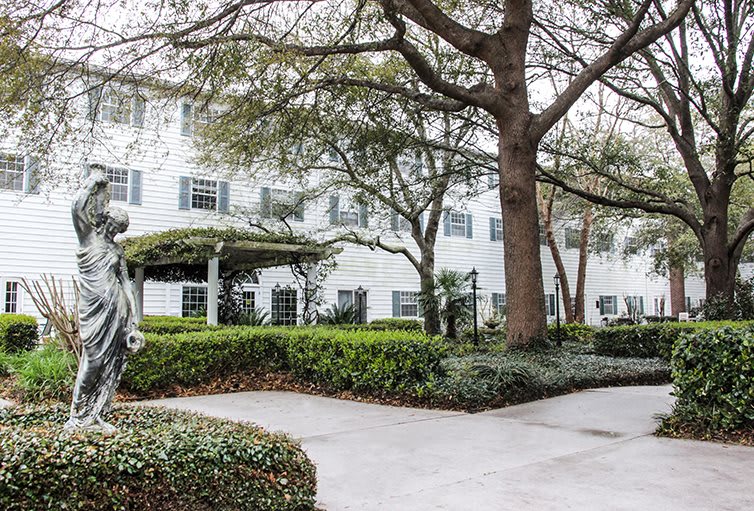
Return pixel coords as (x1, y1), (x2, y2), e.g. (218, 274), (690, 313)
(67, 239), (130, 428)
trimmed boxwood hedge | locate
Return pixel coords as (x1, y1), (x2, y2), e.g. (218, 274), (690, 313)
(0, 404), (317, 510)
(123, 326), (445, 395)
(592, 321), (753, 360)
(668, 325), (754, 431)
(0, 314), (38, 353)
(139, 315), (221, 335)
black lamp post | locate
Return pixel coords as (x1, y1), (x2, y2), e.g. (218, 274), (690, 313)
(356, 285), (364, 324)
(470, 267), (479, 345)
(273, 283), (281, 325)
(553, 273), (561, 347)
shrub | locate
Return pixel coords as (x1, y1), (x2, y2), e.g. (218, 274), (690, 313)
(139, 315), (220, 335)
(123, 327), (291, 393)
(593, 321), (754, 360)
(6, 346), (76, 402)
(0, 404), (317, 511)
(123, 326), (446, 396)
(367, 318), (424, 331)
(0, 314), (38, 353)
(668, 325), (754, 431)
(547, 322), (595, 343)
(319, 303), (355, 325)
(286, 329), (446, 393)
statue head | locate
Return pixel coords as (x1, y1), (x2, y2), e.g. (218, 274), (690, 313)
(103, 207), (129, 239)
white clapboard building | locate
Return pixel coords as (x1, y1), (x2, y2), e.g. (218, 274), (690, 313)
(0, 83), (707, 326)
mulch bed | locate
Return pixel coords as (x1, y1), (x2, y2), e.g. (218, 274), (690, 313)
(657, 421), (754, 447)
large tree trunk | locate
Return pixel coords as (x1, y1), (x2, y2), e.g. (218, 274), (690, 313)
(419, 260), (442, 336)
(669, 265), (686, 316)
(498, 116), (547, 347)
(701, 199), (737, 315)
(574, 205), (593, 323)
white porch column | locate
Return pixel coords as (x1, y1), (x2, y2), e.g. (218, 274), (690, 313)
(207, 257), (219, 325)
(306, 262), (319, 303)
(134, 267), (145, 322)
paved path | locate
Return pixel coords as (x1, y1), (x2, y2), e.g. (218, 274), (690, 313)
(147, 386), (753, 510)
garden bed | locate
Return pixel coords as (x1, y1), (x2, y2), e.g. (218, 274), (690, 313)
(0, 404), (317, 510)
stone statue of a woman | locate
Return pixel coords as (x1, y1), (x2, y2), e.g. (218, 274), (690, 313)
(65, 173), (144, 432)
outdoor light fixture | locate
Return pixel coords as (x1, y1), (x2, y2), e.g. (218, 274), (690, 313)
(470, 267), (479, 345)
(356, 285), (364, 324)
(553, 273), (562, 347)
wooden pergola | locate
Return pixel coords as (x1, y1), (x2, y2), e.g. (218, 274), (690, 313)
(129, 236), (341, 325)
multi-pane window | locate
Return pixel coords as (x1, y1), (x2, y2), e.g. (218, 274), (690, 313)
(272, 287), (298, 326)
(397, 216), (412, 232)
(263, 188), (304, 221)
(182, 286), (207, 317)
(4, 281), (19, 313)
(600, 295), (617, 315)
(195, 105), (221, 126)
(0, 154), (25, 191)
(493, 218), (503, 241)
(339, 209), (360, 227)
(191, 178), (218, 210)
(539, 225), (549, 246)
(400, 291), (419, 317)
(625, 236), (638, 253)
(545, 293), (556, 316)
(104, 165), (129, 202)
(491, 292), (506, 317)
(449, 212), (467, 237)
(594, 233), (614, 253)
(565, 227), (580, 249)
(99, 88), (131, 124)
(242, 290), (256, 315)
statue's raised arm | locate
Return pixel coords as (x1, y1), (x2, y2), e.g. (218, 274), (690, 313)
(71, 173), (110, 242)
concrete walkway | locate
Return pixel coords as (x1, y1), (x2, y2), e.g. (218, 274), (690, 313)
(147, 386), (753, 510)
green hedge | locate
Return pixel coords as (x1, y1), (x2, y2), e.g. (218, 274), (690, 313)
(139, 315), (220, 335)
(0, 314), (38, 353)
(286, 329), (446, 392)
(0, 404), (317, 510)
(547, 323), (595, 343)
(123, 327), (290, 393)
(367, 318), (424, 332)
(592, 321), (753, 360)
(669, 325), (754, 431)
(123, 326), (445, 395)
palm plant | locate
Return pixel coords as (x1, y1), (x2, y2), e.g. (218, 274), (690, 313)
(319, 303), (356, 325)
(421, 268), (472, 340)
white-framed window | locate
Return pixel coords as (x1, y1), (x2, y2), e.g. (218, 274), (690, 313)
(329, 194), (367, 228)
(242, 290), (256, 315)
(4, 281), (20, 313)
(99, 87), (131, 124)
(337, 290), (354, 308)
(539, 225), (549, 246)
(0, 154), (25, 191)
(182, 286), (207, 317)
(87, 163), (142, 205)
(396, 216), (412, 232)
(104, 165), (129, 202)
(599, 295), (618, 315)
(491, 217), (503, 241)
(95, 86), (145, 127)
(178, 176), (229, 213)
(491, 292), (506, 316)
(400, 291), (419, 317)
(545, 293), (556, 316)
(340, 209), (360, 227)
(449, 212), (467, 237)
(625, 236), (638, 253)
(180, 102), (222, 136)
(594, 233), (614, 253)
(191, 178), (218, 210)
(261, 188), (304, 222)
(272, 287), (298, 326)
(565, 227), (580, 249)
